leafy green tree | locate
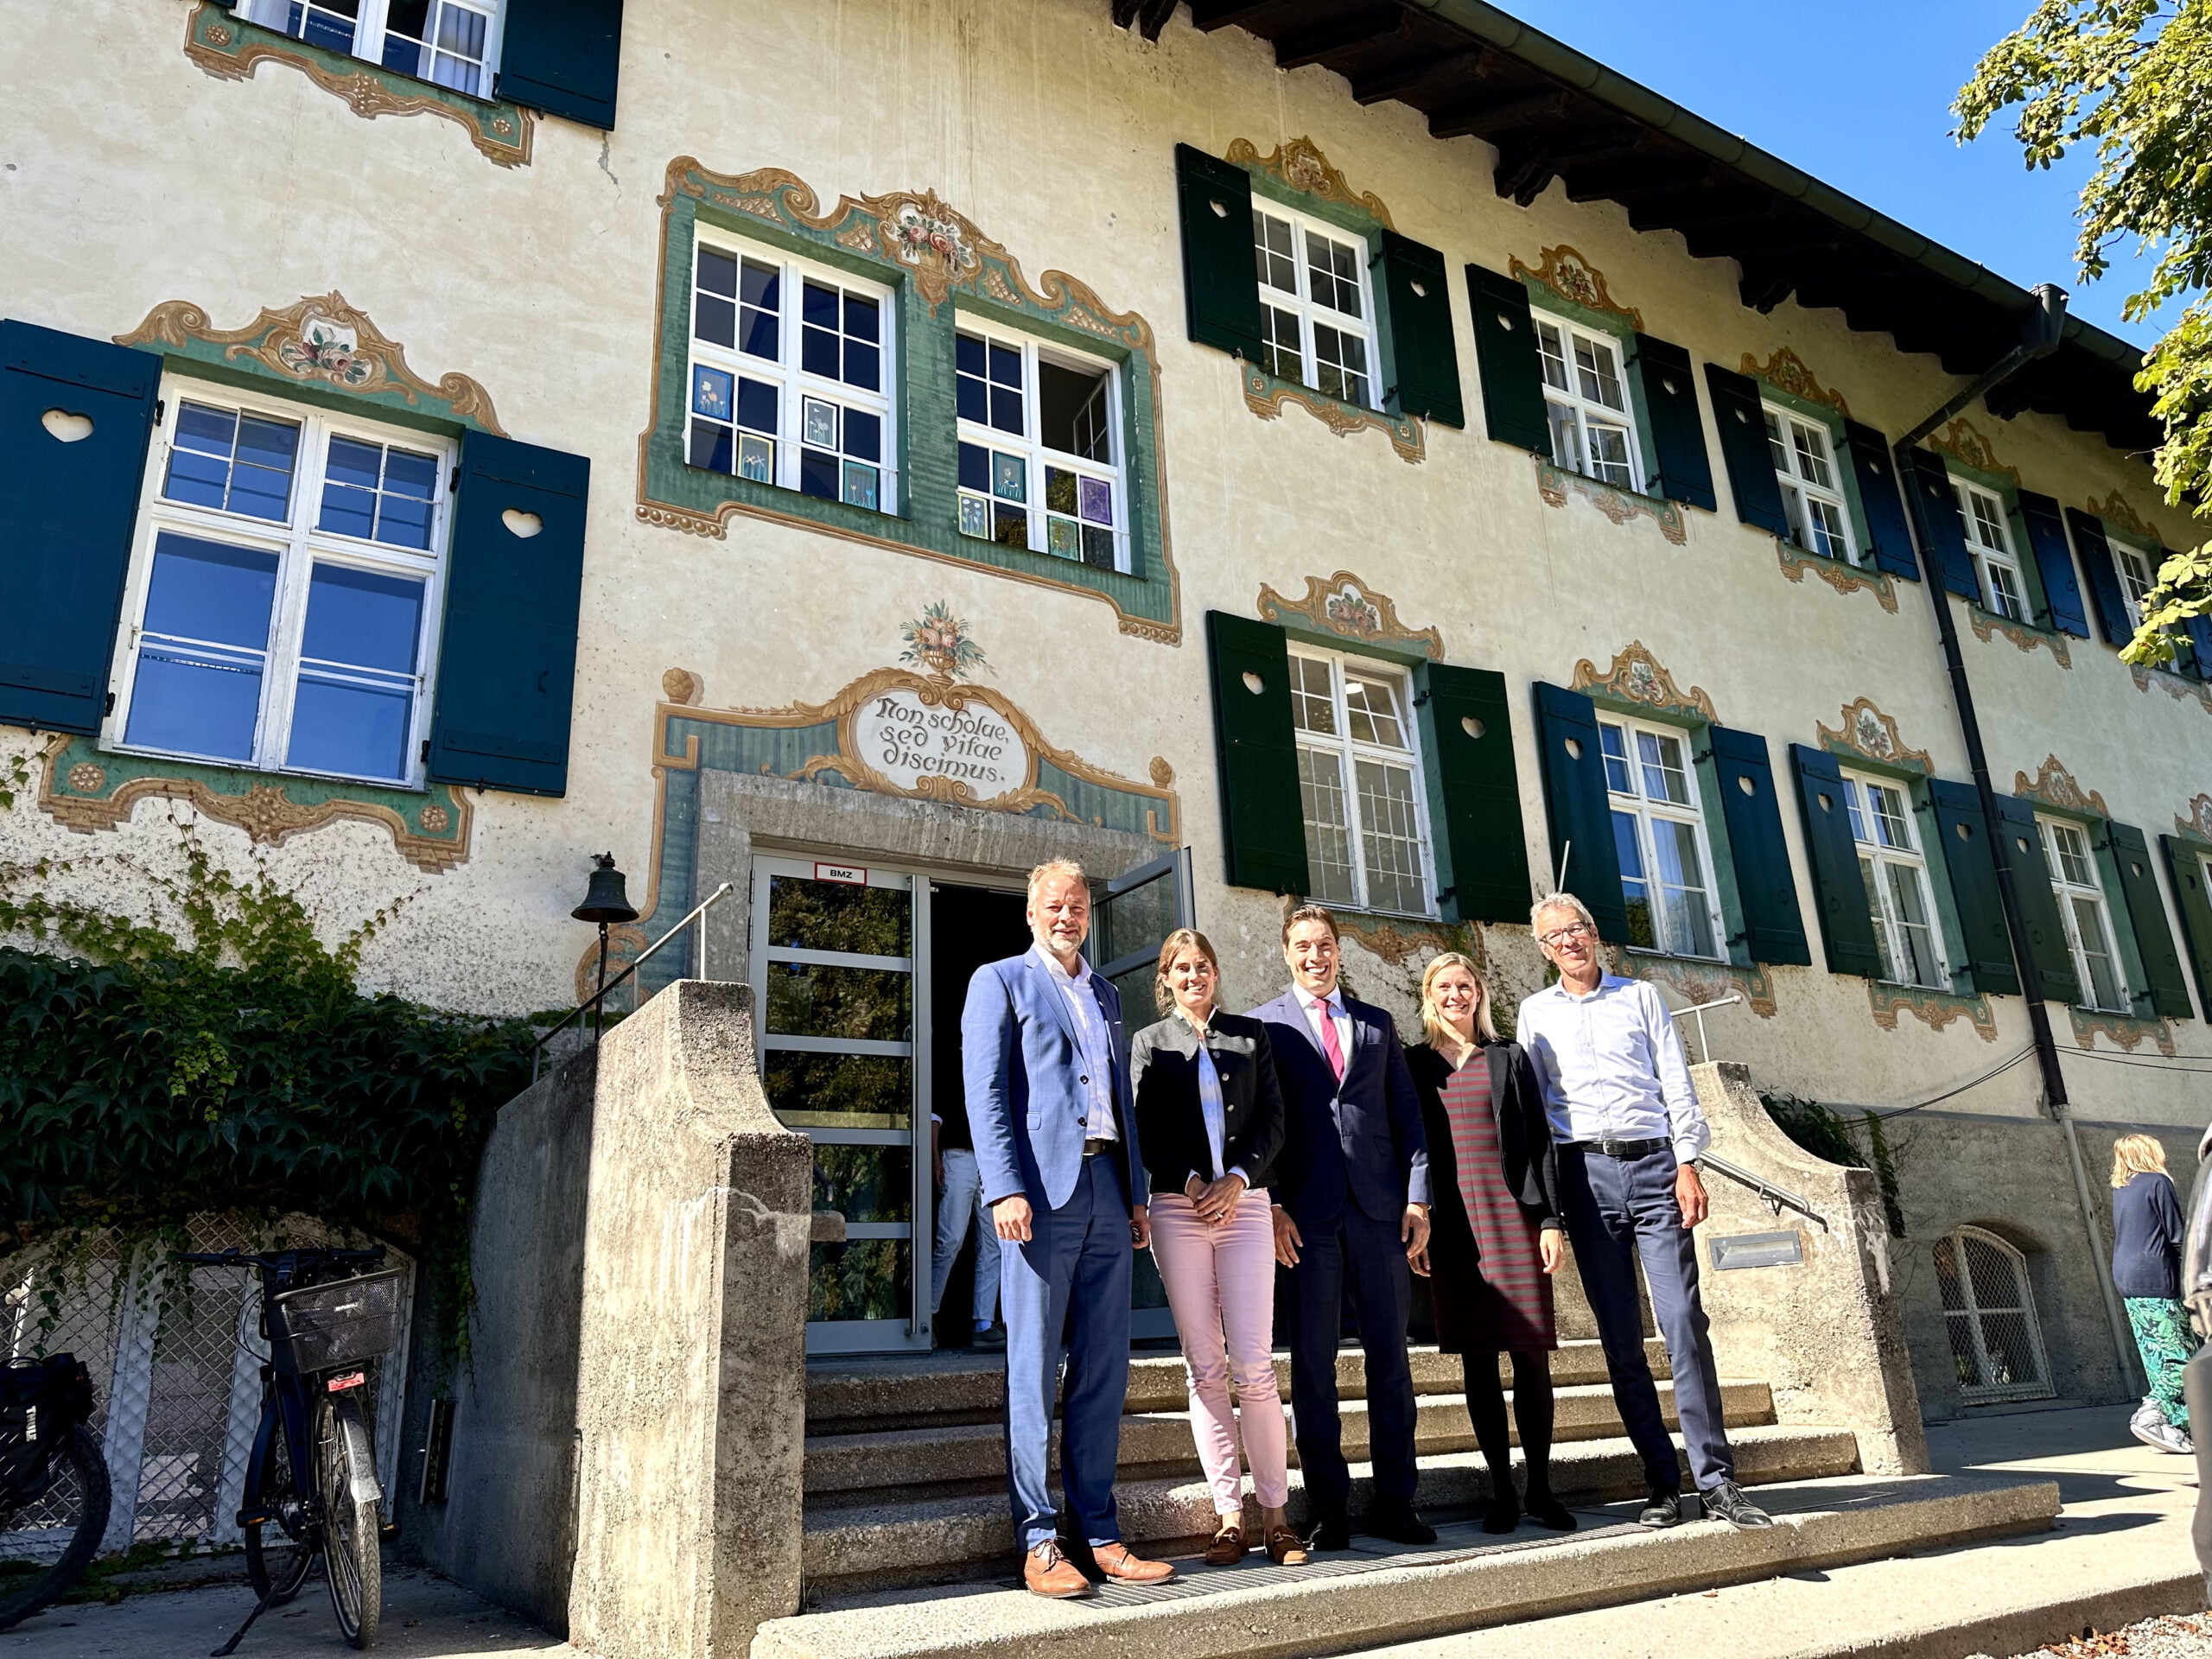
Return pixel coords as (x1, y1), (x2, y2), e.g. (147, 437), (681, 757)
(1955, 1), (2211, 664)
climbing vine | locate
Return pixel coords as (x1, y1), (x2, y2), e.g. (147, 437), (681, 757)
(1761, 1089), (1909, 1236)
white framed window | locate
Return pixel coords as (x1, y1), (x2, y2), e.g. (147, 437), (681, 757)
(1935, 1225), (2054, 1404)
(1951, 479), (2028, 623)
(2113, 537), (2158, 630)
(1287, 649), (1433, 917)
(1600, 716), (1724, 959)
(1535, 316), (1641, 492)
(109, 378), (450, 788)
(1251, 205), (1376, 408)
(953, 318), (1128, 573)
(1841, 772), (1947, 988)
(2038, 817), (2131, 1013)
(686, 239), (896, 515)
(241, 0), (499, 96)
(1764, 406), (1855, 563)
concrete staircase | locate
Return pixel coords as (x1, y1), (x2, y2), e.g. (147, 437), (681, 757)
(760, 1341), (2059, 1659)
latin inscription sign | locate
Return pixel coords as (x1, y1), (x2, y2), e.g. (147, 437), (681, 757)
(1709, 1230), (1804, 1272)
(852, 688), (1027, 799)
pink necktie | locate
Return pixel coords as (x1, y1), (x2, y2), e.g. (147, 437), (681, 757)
(1316, 999), (1345, 1082)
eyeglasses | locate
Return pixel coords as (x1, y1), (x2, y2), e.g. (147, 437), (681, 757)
(1537, 923), (1593, 947)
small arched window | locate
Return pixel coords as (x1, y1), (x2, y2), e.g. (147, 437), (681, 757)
(1934, 1225), (2054, 1403)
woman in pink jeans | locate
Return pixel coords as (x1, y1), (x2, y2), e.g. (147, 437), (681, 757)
(1130, 929), (1301, 1567)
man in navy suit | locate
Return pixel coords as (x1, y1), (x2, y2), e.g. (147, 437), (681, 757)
(1252, 903), (1434, 1549)
(964, 859), (1175, 1599)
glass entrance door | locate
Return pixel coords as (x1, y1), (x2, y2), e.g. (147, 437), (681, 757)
(750, 856), (931, 1354)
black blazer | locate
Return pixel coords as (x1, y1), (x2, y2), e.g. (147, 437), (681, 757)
(1130, 1008), (1287, 1197)
(1403, 1039), (1558, 1228)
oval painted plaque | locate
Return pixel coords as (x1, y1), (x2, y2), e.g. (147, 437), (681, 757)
(852, 688), (1027, 798)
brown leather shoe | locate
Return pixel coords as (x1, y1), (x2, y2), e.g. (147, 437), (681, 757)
(1023, 1541), (1094, 1599)
(1266, 1525), (1310, 1566)
(1203, 1523), (1246, 1565)
(1090, 1541), (1178, 1584)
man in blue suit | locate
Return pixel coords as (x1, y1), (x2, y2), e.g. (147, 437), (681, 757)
(964, 858), (1175, 1599)
(1253, 903), (1433, 1550)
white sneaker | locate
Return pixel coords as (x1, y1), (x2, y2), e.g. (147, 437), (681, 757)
(2132, 1402), (2175, 1451)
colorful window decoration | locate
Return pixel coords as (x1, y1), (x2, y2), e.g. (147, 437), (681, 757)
(953, 321), (1123, 572)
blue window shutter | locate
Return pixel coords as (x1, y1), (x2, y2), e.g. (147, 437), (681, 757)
(1710, 728), (1809, 965)
(2159, 835), (2212, 1018)
(2065, 508), (2133, 646)
(1702, 364), (1789, 537)
(2172, 550), (2212, 680)
(2105, 822), (2194, 1019)
(428, 433), (588, 797)
(497, 0), (622, 129)
(1988, 797), (2080, 1006)
(1840, 420), (1918, 582)
(1530, 683), (1628, 943)
(1901, 448), (1978, 600)
(1630, 335), (1714, 512)
(1377, 232), (1462, 428)
(1786, 745), (1880, 978)
(2017, 489), (2089, 638)
(0, 320), (158, 735)
(1418, 663), (1527, 924)
(1205, 611), (1307, 894)
(1464, 263), (1549, 454)
(1926, 780), (2020, 996)
(1174, 146), (1265, 362)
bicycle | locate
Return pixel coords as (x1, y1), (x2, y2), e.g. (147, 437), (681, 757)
(0, 1351), (111, 1630)
(176, 1246), (399, 1655)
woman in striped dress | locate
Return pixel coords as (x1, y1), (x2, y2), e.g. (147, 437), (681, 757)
(1404, 952), (1572, 1533)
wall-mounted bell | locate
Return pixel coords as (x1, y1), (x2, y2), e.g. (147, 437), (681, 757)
(572, 853), (639, 926)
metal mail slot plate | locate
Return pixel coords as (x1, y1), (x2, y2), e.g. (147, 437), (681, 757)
(1710, 1230), (1803, 1271)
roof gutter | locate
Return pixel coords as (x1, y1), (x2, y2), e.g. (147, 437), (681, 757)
(1400, 0), (2144, 374)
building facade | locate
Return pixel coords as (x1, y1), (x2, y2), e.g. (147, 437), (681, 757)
(6, 0), (2211, 1413)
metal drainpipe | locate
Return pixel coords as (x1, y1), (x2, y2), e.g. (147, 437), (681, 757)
(1890, 283), (2140, 1395)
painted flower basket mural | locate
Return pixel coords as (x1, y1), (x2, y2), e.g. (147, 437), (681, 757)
(276, 315), (373, 386)
(899, 601), (990, 681)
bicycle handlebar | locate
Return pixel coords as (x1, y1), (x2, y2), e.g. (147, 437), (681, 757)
(175, 1246), (386, 1268)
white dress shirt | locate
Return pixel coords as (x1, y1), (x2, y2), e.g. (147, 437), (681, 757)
(1297, 986), (1354, 1083)
(1033, 944), (1116, 1141)
(1516, 974), (1709, 1160)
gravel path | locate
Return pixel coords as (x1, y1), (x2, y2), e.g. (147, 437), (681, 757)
(1991, 1613), (2212, 1659)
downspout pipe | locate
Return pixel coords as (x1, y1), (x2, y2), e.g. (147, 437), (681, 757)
(1891, 281), (2140, 1395)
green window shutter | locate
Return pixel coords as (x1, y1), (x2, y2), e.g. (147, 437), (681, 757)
(1786, 745), (1880, 977)
(1902, 448), (1978, 600)
(1926, 780), (2020, 996)
(0, 319), (159, 735)
(1629, 335), (1713, 512)
(2105, 822), (2194, 1018)
(2159, 835), (2212, 1018)
(1417, 663), (1528, 924)
(1710, 728), (1808, 965)
(2065, 507), (2133, 646)
(497, 0), (622, 128)
(1464, 263), (1549, 454)
(1841, 420), (1919, 582)
(1701, 364), (1789, 537)
(1530, 683), (1628, 942)
(2017, 490), (2090, 638)
(1204, 611), (1307, 894)
(427, 433), (588, 798)
(1988, 797), (2080, 1005)
(2177, 568), (2212, 680)
(1377, 232), (1462, 428)
(1174, 145), (1265, 362)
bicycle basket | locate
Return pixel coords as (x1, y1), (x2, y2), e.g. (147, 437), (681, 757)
(270, 1270), (404, 1376)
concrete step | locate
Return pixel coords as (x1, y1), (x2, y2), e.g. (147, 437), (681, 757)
(800, 1421), (1859, 1591)
(806, 1340), (1671, 1433)
(804, 1378), (1773, 1496)
(758, 1471), (2056, 1659)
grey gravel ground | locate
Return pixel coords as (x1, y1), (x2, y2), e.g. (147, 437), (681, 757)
(1984, 1612), (2212, 1659)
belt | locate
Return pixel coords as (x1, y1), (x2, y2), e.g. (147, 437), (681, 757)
(1082, 1138), (1116, 1159)
(1564, 1137), (1670, 1160)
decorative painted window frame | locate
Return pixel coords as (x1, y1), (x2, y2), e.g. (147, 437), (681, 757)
(2012, 754), (2166, 1038)
(1929, 421), (2071, 665)
(1737, 349), (1895, 612)
(183, 1), (534, 169)
(636, 161), (1179, 644)
(1222, 138), (1426, 464)
(25, 293), (505, 874)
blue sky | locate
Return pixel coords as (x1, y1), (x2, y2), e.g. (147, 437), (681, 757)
(1497, 0), (2172, 348)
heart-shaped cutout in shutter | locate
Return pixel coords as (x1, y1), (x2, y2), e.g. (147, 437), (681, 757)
(41, 409), (92, 443)
(502, 509), (543, 539)
(1460, 715), (1485, 740)
(1241, 671), (1265, 696)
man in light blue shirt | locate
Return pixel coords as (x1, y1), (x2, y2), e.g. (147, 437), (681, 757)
(1517, 893), (1770, 1532)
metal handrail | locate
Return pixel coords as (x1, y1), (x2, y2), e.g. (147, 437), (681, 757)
(1701, 1152), (1827, 1231)
(530, 882), (735, 1082)
(1666, 992), (1741, 1064)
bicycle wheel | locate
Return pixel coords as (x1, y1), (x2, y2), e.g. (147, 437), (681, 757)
(242, 1398), (314, 1606)
(315, 1396), (381, 1649)
(0, 1422), (112, 1632)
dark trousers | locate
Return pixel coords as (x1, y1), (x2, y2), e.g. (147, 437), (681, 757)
(1281, 1205), (1418, 1512)
(1556, 1144), (1733, 1492)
